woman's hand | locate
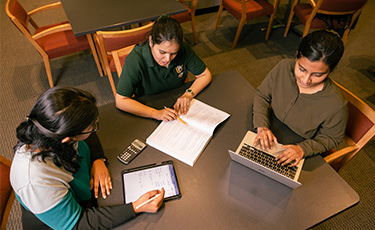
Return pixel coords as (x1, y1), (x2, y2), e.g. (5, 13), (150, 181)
(132, 188), (165, 214)
(254, 127), (278, 150)
(174, 93), (193, 115)
(276, 145), (304, 167)
(90, 159), (112, 199)
(152, 107), (178, 121)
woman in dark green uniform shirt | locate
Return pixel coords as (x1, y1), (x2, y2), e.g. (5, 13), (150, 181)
(116, 15), (212, 121)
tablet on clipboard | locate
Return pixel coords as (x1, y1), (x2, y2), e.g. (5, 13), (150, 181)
(121, 160), (181, 204)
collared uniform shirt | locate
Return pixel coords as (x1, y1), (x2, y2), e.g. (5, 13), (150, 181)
(253, 59), (348, 157)
(116, 42), (206, 97)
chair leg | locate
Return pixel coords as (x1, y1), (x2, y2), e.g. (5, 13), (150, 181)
(42, 56), (54, 88)
(105, 65), (117, 97)
(302, 5), (317, 38)
(341, 29), (350, 44)
(284, 10), (295, 37)
(93, 34), (107, 77)
(214, 2), (224, 30)
(232, 17), (246, 48)
(284, 0), (299, 37)
(266, 13), (276, 40)
(302, 23), (310, 38)
(87, 34), (103, 77)
(266, 0), (280, 40)
(342, 11), (362, 44)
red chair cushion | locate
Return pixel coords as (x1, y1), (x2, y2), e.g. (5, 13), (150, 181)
(171, 4), (192, 24)
(320, 0), (367, 12)
(223, 0), (274, 21)
(35, 21), (90, 59)
(294, 4), (327, 29)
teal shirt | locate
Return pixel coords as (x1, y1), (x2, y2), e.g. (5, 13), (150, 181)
(11, 141), (92, 230)
(116, 42), (206, 97)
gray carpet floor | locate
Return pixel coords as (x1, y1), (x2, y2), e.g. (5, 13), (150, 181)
(1, 0), (374, 229)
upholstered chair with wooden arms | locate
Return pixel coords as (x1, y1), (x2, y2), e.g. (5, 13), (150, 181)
(112, 44), (189, 85)
(284, 0), (368, 43)
(0, 155), (15, 230)
(323, 81), (375, 171)
(171, 0), (198, 44)
(94, 22), (154, 96)
(112, 45), (136, 78)
(5, 0), (102, 88)
(214, 0), (280, 48)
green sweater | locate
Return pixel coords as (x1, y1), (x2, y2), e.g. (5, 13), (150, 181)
(253, 59), (348, 157)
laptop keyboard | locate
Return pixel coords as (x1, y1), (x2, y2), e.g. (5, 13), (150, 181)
(239, 143), (297, 179)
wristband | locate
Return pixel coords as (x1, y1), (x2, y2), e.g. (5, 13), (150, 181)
(186, 88), (195, 97)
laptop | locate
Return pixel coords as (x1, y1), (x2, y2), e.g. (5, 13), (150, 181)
(228, 131), (304, 189)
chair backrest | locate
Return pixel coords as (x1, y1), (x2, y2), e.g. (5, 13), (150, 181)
(6, 0), (62, 40)
(324, 81), (375, 171)
(318, 0), (367, 13)
(0, 155), (15, 230)
(6, 0), (39, 47)
(338, 82), (375, 146)
(112, 45), (136, 77)
(95, 22), (154, 74)
(6, 0), (29, 31)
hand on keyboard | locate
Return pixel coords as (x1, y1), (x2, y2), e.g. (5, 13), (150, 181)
(276, 145), (304, 167)
(254, 127), (278, 150)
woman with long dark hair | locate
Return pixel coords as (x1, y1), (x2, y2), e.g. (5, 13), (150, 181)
(10, 87), (164, 229)
(253, 30), (348, 167)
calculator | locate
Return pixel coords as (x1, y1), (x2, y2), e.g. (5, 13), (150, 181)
(117, 139), (147, 165)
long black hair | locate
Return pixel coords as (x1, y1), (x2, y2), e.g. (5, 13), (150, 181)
(296, 30), (344, 71)
(14, 87), (98, 173)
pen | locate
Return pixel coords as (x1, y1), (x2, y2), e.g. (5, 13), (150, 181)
(163, 106), (187, 125)
(135, 194), (162, 210)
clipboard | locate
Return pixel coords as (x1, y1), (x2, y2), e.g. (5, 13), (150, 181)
(121, 160), (182, 204)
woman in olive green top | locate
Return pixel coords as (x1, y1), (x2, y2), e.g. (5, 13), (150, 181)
(253, 30), (348, 167)
(116, 15), (211, 121)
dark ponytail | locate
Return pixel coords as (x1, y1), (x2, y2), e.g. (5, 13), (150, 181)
(14, 87), (98, 173)
(296, 30), (344, 72)
(149, 14), (183, 46)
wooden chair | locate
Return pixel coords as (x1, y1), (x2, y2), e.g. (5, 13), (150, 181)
(112, 44), (189, 84)
(323, 81), (375, 171)
(214, 0), (281, 48)
(112, 45), (136, 78)
(171, 0), (198, 44)
(283, 0), (368, 43)
(5, 0), (102, 88)
(0, 155), (15, 230)
(94, 22), (154, 96)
